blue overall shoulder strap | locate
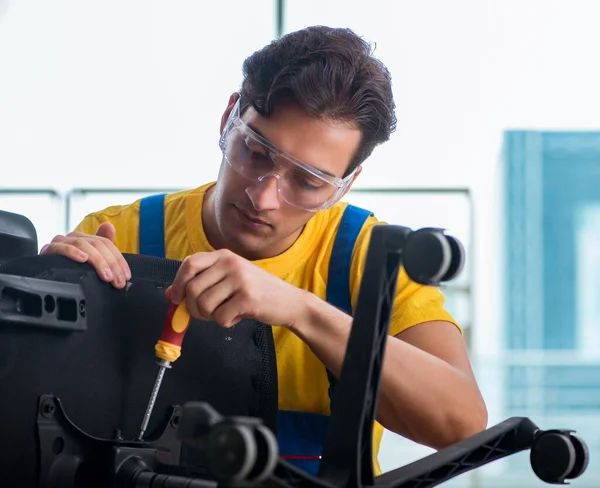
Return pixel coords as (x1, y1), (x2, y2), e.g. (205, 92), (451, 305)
(325, 203), (373, 407)
(326, 203), (373, 315)
(276, 203), (374, 476)
(139, 193), (167, 258)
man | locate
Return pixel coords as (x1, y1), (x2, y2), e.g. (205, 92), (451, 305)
(41, 26), (487, 475)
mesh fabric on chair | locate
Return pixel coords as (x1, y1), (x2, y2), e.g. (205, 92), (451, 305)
(0, 254), (278, 487)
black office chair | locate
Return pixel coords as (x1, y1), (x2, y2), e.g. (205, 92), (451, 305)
(0, 251), (278, 488)
(0, 209), (38, 265)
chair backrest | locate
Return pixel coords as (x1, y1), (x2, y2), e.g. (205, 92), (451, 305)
(0, 209), (38, 265)
(0, 253), (278, 487)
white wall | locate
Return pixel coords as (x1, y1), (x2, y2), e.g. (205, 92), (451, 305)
(0, 0), (275, 190)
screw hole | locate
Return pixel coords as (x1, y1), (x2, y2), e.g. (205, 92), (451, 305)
(52, 437), (64, 454)
(44, 295), (55, 314)
(42, 402), (55, 416)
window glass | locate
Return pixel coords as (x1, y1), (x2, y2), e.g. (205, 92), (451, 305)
(575, 203), (600, 357)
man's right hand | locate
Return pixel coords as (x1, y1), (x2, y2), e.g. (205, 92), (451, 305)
(40, 222), (131, 289)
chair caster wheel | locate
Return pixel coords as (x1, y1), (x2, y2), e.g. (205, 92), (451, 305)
(204, 421), (279, 483)
(530, 431), (589, 484)
(245, 424), (279, 482)
(567, 435), (589, 480)
(205, 423), (257, 481)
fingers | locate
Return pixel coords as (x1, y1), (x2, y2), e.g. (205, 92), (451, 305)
(96, 222), (116, 242)
(182, 260), (228, 303)
(184, 271), (236, 322)
(40, 241), (89, 263)
(74, 237), (129, 286)
(212, 292), (244, 328)
(170, 252), (221, 304)
(95, 224), (129, 281)
(40, 230), (131, 288)
(168, 250), (253, 327)
(107, 244), (131, 284)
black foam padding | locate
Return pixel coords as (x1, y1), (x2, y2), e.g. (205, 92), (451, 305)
(0, 210), (38, 265)
(0, 254), (278, 487)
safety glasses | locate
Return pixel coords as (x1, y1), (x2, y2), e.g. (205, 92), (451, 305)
(218, 97), (358, 212)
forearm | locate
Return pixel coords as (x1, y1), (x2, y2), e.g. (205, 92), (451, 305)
(289, 291), (488, 450)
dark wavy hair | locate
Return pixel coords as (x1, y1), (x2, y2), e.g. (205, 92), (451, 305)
(240, 25), (397, 176)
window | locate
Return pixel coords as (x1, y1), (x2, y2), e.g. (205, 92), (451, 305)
(575, 203), (600, 358)
(503, 130), (600, 484)
(0, 191), (62, 252)
(66, 188), (180, 232)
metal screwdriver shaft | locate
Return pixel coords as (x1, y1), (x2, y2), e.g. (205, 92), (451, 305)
(138, 358), (171, 440)
(137, 302), (191, 441)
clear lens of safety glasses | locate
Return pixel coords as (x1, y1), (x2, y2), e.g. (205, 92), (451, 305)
(218, 98), (358, 212)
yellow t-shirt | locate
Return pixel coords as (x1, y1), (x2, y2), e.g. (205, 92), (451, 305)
(75, 182), (458, 474)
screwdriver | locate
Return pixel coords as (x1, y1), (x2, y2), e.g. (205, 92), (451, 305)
(137, 301), (191, 441)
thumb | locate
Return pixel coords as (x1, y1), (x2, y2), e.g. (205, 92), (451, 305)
(96, 222), (116, 242)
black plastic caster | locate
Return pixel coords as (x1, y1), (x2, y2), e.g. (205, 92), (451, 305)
(205, 423), (257, 481)
(204, 421), (279, 483)
(403, 228), (465, 286)
(530, 430), (589, 484)
(245, 424), (279, 482)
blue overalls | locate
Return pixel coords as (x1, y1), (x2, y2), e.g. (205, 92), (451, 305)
(139, 193), (372, 476)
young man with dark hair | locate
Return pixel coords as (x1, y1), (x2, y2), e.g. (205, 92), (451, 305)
(41, 26), (487, 475)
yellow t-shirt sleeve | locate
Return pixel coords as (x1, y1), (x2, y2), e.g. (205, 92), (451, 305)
(69, 189), (196, 261)
(349, 219), (460, 337)
(72, 204), (141, 254)
(74, 213), (103, 235)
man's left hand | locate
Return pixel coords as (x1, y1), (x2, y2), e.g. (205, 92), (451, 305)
(167, 249), (307, 328)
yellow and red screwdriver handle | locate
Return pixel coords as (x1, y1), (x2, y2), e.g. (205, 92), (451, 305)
(155, 301), (192, 363)
(137, 301), (192, 441)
